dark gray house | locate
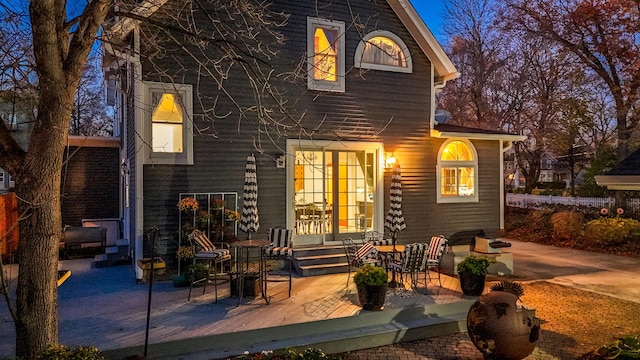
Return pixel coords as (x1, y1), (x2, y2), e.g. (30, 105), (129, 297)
(104, 0), (524, 281)
(596, 148), (640, 190)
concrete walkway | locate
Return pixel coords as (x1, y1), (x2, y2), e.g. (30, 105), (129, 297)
(506, 239), (640, 303)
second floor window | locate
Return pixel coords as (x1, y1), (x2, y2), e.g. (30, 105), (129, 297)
(355, 31), (412, 73)
(307, 17), (345, 92)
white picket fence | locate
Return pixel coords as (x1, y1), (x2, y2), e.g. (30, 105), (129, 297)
(506, 193), (640, 212)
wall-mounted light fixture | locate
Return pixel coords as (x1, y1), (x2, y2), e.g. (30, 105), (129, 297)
(275, 153), (286, 168)
(385, 153), (397, 169)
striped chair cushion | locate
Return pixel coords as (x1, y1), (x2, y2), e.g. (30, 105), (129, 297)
(195, 248), (231, 261)
(388, 243), (429, 272)
(266, 228), (293, 257)
(189, 230), (216, 252)
(426, 235), (448, 266)
(355, 242), (379, 266)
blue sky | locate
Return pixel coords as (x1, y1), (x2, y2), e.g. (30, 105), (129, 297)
(412, 0), (448, 42)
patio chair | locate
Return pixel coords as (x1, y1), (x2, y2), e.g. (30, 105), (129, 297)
(426, 235), (448, 287)
(361, 230), (390, 246)
(388, 243), (429, 290)
(187, 229), (231, 302)
(342, 237), (381, 289)
(264, 227), (293, 297)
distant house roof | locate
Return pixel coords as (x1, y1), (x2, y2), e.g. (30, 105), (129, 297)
(595, 149), (640, 190)
(432, 123), (526, 141)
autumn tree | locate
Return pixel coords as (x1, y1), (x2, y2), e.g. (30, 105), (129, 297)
(439, 0), (512, 131)
(505, 0), (640, 162)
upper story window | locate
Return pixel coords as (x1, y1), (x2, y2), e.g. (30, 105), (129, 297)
(152, 93), (183, 153)
(307, 17), (345, 92)
(437, 139), (478, 203)
(143, 82), (193, 165)
(354, 31), (412, 73)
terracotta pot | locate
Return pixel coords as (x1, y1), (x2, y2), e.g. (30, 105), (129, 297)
(459, 272), (485, 296)
(356, 283), (387, 311)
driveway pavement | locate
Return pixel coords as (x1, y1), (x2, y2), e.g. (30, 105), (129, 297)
(506, 239), (640, 303)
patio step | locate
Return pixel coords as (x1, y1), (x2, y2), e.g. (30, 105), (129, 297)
(292, 245), (348, 277)
(103, 300), (474, 360)
(298, 262), (349, 276)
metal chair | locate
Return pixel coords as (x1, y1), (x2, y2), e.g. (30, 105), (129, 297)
(388, 243), (429, 290)
(426, 235), (448, 287)
(342, 237), (380, 289)
(361, 230), (390, 246)
(264, 227), (293, 297)
(187, 229), (231, 302)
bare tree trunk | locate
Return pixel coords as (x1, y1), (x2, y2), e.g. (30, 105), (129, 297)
(14, 86), (71, 358)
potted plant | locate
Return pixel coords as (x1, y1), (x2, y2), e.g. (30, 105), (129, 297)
(457, 254), (492, 296)
(353, 264), (388, 311)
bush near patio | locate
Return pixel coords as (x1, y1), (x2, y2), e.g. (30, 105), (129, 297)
(505, 206), (640, 257)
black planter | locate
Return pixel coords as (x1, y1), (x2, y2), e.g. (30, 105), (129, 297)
(459, 272), (486, 296)
(356, 283), (387, 311)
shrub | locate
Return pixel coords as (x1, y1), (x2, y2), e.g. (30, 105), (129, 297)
(457, 255), (493, 276)
(185, 262), (209, 283)
(551, 211), (584, 242)
(35, 344), (104, 360)
(583, 218), (640, 247)
(353, 264), (387, 286)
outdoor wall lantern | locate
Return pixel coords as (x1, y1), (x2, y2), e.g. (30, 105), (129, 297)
(385, 153), (397, 169)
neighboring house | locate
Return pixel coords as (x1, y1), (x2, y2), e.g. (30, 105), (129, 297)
(596, 148), (640, 190)
(0, 93), (120, 254)
(103, 0), (525, 281)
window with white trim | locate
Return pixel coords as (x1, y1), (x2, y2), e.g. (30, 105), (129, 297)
(0, 170), (5, 189)
(143, 82), (193, 165)
(437, 139), (478, 203)
(354, 31), (412, 73)
(307, 17), (345, 92)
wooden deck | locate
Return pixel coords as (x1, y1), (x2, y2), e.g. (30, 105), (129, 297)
(0, 259), (469, 359)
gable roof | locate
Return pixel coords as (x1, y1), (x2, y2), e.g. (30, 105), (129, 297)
(387, 0), (458, 83)
(595, 149), (640, 190)
(105, 0), (458, 83)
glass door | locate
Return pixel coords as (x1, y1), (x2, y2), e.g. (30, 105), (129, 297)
(293, 145), (378, 243)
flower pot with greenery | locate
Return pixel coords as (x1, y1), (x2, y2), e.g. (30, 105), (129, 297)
(457, 254), (492, 296)
(354, 264), (388, 311)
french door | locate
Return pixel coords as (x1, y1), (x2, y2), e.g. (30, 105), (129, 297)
(288, 141), (383, 244)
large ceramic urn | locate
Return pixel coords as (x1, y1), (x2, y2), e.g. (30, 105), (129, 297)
(466, 282), (540, 360)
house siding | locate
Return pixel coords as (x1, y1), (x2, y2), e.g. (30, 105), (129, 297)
(134, 0), (502, 257)
(139, 0), (433, 246)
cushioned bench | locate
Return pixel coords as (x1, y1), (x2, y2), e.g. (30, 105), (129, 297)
(60, 226), (107, 258)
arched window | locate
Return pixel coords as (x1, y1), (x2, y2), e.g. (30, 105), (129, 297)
(437, 139), (478, 202)
(354, 31), (412, 73)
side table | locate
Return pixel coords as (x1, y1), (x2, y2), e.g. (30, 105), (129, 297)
(231, 239), (270, 306)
